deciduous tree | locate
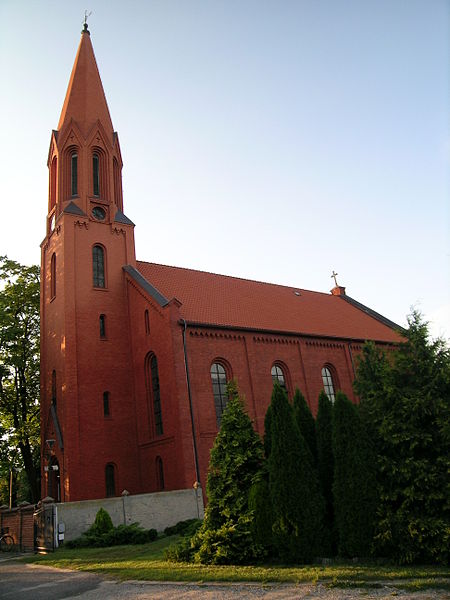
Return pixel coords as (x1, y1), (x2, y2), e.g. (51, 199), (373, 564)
(0, 256), (40, 503)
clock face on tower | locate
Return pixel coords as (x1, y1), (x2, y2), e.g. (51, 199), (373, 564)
(92, 206), (106, 221)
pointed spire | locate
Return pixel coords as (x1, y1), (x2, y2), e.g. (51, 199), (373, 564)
(57, 28), (114, 138)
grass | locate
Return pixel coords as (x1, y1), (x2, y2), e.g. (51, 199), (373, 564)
(20, 535), (450, 590)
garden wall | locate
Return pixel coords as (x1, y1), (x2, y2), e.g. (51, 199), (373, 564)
(0, 503), (35, 551)
(55, 487), (204, 543)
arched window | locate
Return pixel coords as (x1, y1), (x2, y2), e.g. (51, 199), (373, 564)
(93, 153), (100, 196)
(99, 314), (106, 338)
(210, 362), (229, 427)
(156, 456), (164, 491)
(103, 391), (110, 416)
(50, 253), (56, 299)
(93, 245), (105, 288)
(146, 354), (163, 436)
(144, 309), (150, 335)
(51, 370), (57, 406)
(71, 152), (78, 196)
(105, 463), (116, 497)
(321, 366), (336, 402)
(271, 363), (287, 392)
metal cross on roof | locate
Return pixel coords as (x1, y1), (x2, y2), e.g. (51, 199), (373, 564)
(331, 270), (339, 287)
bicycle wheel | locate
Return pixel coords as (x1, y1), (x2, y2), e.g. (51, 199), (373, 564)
(0, 535), (15, 551)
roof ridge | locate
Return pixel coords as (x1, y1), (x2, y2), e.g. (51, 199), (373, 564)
(136, 259), (333, 297)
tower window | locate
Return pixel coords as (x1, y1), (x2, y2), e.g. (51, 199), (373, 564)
(93, 245), (105, 288)
(144, 310), (150, 335)
(71, 153), (78, 196)
(210, 362), (229, 427)
(271, 363), (287, 392)
(103, 391), (110, 416)
(321, 366), (336, 402)
(93, 153), (100, 196)
(105, 463), (116, 497)
(99, 314), (106, 338)
(50, 253), (56, 299)
(146, 353), (163, 436)
(50, 156), (57, 210)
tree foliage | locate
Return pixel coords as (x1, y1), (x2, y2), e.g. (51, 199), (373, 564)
(355, 312), (450, 564)
(268, 382), (325, 562)
(292, 388), (317, 463)
(332, 391), (377, 558)
(316, 389), (334, 554)
(0, 256), (40, 504)
(192, 381), (264, 564)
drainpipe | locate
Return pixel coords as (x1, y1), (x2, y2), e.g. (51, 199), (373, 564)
(348, 342), (356, 377)
(181, 319), (201, 486)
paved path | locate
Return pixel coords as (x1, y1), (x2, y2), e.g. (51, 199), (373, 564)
(0, 556), (448, 600)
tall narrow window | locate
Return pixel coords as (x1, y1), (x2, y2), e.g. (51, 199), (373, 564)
(99, 314), (106, 338)
(144, 309), (150, 335)
(93, 245), (105, 288)
(145, 354), (163, 436)
(210, 362), (229, 427)
(271, 363), (287, 392)
(50, 253), (56, 299)
(51, 370), (57, 406)
(156, 456), (165, 491)
(105, 463), (116, 497)
(103, 391), (110, 416)
(71, 153), (78, 196)
(321, 366), (336, 402)
(150, 355), (163, 435)
(113, 157), (122, 210)
(50, 156), (57, 210)
(93, 153), (100, 196)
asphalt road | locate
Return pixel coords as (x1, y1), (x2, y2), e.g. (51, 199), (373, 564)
(0, 556), (448, 600)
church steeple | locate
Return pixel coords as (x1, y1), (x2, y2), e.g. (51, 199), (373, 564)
(47, 26), (124, 229)
(57, 25), (114, 139)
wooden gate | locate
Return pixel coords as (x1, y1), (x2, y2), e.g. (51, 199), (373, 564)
(34, 503), (55, 552)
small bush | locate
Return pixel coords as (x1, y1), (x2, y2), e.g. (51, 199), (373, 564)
(165, 535), (196, 562)
(91, 507), (114, 536)
(164, 519), (202, 537)
(65, 511), (158, 549)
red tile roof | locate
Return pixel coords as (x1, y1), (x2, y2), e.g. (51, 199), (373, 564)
(136, 261), (403, 343)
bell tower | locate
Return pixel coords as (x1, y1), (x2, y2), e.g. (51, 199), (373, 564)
(40, 25), (140, 502)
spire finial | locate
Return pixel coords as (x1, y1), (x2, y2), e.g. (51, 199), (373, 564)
(82, 10), (92, 34)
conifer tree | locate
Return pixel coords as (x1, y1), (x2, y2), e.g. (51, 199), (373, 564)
(193, 380), (264, 564)
(332, 391), (376, 557)
(355, 313), (450, 564)
(263, 402), (273, 458)
(268, 383), (325, 562)
(293, 388), (317, 462)
(316, 390), (334, 554)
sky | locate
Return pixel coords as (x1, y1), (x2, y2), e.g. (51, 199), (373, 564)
(1, 0), (449, 341)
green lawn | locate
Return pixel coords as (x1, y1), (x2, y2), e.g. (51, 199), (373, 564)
(20, 536), (450, 590)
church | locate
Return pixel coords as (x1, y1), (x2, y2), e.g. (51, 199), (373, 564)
(40, 25), (403, 503)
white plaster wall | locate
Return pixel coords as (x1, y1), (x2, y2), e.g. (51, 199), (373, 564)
(55, 487), (204, 542)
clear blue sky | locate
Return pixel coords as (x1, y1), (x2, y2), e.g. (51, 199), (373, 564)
(1, 0), (449, 340)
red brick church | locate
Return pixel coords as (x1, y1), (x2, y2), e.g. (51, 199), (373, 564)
(40, 26), (402, 503)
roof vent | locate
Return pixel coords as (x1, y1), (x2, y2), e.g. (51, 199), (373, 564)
(294, 291), (301, 296)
